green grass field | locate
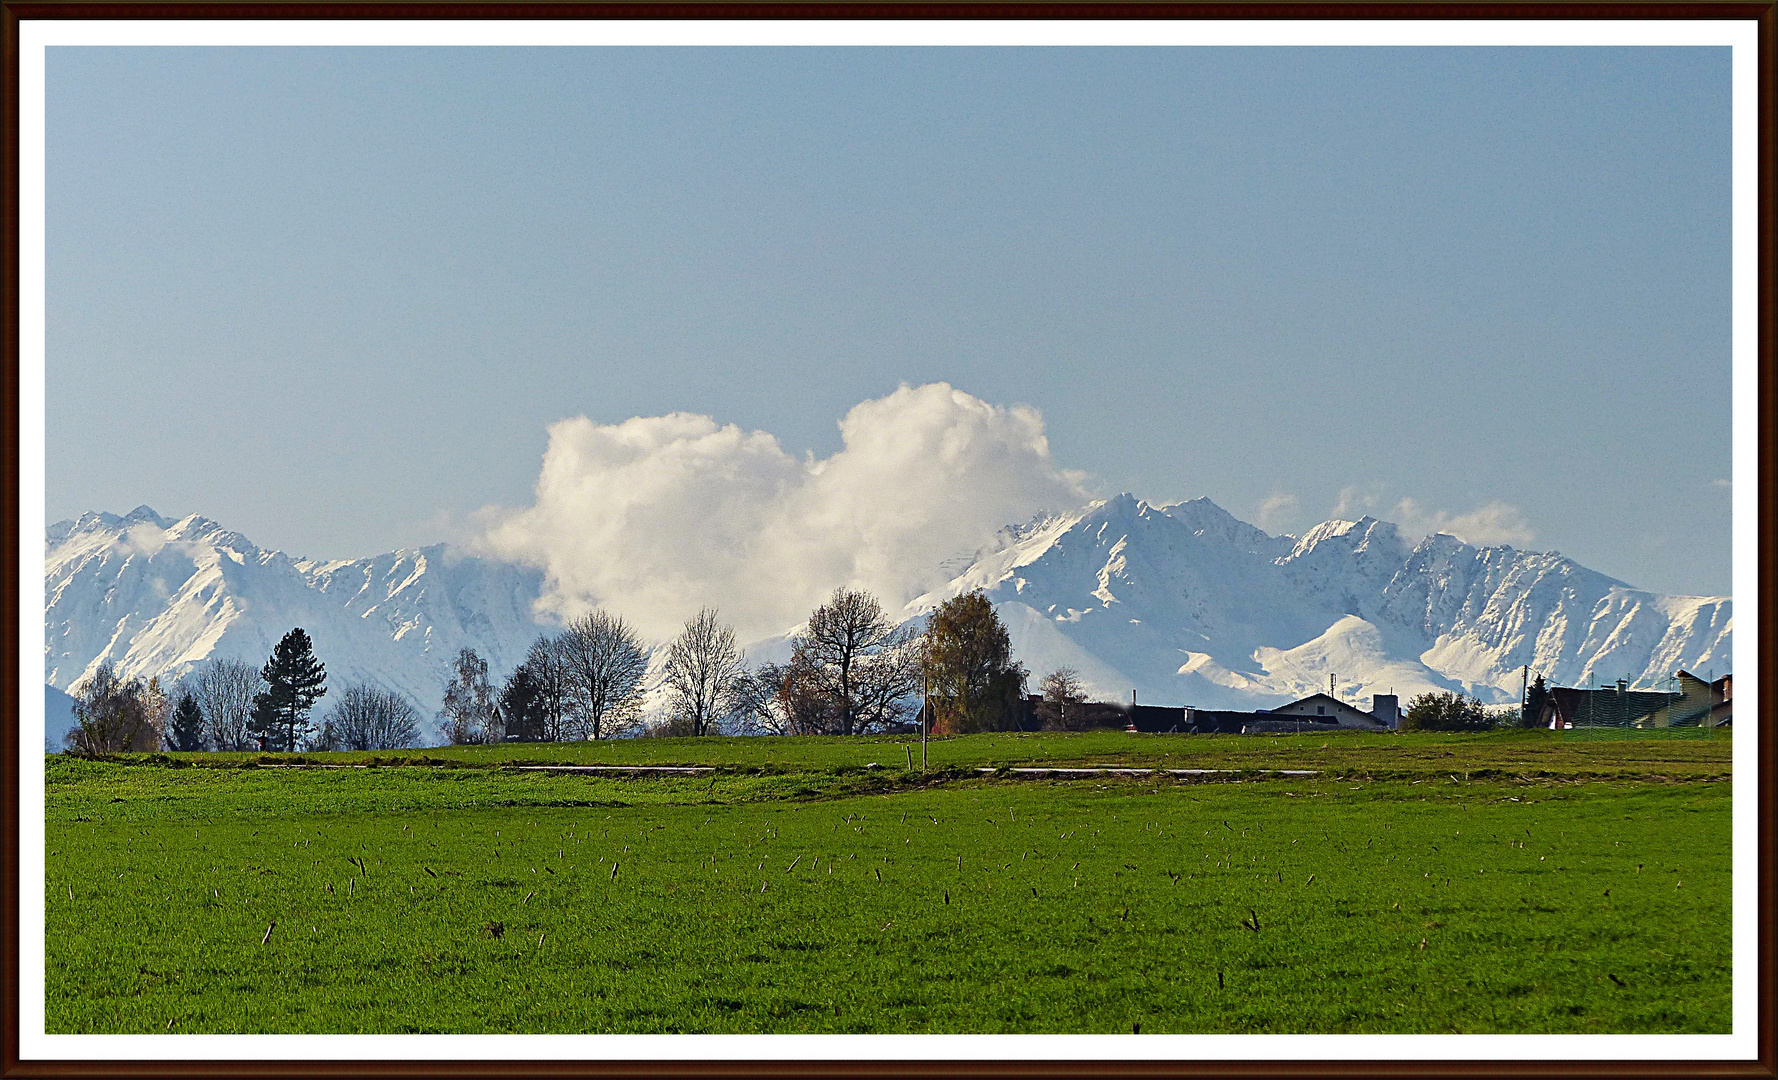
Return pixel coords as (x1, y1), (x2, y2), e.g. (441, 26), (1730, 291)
(44, 730), (1731, 1034)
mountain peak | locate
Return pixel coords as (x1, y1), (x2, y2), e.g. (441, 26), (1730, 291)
(42, 498), (1730, 727)
(44, 506), (547, 717)
(1285, 515), (1405, 563)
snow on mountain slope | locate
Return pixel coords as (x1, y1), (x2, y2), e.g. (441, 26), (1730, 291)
(46, 496), (1731, 724)
(45, 507), (546, 714)
(908, 496), (1731, 710)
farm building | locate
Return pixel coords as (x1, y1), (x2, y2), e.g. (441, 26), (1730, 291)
(1119, 691), (1397, 734)
(1538, 679), (1677, 729)
(1266, 692), (1395, 729)
(1635, 671), (1732, 728)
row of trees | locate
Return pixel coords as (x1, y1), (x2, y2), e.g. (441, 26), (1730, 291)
(67, 603), (1540, 752)
(437, 609), (658, 746)
(64, 585), (1067, 752)
(436, 587), (1039, 746)
(67, 628), (422, 755)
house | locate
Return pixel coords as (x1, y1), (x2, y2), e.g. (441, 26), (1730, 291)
(1539, 680), (1678, 729)
(1267, 692), (1392, 729)
(1637, 671), (1731, 728)
(1121, 691), (1397, 734)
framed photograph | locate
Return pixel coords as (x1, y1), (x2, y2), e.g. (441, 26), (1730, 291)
(5, 6), (1769, 1077)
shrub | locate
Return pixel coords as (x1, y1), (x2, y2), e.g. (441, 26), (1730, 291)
(1401, 692), (1494, 732)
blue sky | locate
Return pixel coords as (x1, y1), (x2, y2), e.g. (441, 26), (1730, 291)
(46, 46), (1732, 597)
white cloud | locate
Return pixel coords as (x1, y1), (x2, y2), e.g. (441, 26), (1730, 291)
(478, 383), (1090, 642)
(1330, 484), (1382, 520)
(1328, 484), (1536, 548)
(119, 523), (170, 557)
(1253, 492), (1299, 533)
(1387, 497), (1536, 547)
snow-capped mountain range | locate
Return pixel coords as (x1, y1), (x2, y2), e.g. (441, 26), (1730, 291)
(44, 499), (1730, 731)
(906, 495), (1730, 710)
(45, 507), (542, 722)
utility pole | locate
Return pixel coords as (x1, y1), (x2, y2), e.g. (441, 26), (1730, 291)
(921, 674), (929, 773)
(1329, 672), (1336, 700)
(1520, 664), (1529, 725)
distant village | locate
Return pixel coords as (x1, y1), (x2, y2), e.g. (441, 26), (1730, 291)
(949, 668), (1734, 737)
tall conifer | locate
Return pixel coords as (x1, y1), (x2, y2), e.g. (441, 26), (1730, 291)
(251, 628), (327, 751)
(168, 691), (206, 751)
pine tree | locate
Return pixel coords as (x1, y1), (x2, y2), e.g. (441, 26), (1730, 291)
(251, 628), (327, 752)
(500, 666), (547, 743)
(168, 691), (206, 751)
(1523, 674), (1551, 728)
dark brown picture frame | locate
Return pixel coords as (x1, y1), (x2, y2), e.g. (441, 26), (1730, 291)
(2, 5), (1772, 1076)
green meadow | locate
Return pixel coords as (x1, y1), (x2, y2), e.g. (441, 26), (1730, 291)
(44, 730), (1731, 1034)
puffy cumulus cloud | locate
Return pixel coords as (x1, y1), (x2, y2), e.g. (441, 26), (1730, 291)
(479, 383), (1090, 642)
(1388, 497), (1536, 547)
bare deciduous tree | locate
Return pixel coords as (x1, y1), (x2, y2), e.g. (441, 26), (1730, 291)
(190, 656), (262, 752)
(1037, 666), (1090, 730)
(791, 588), (920, 735)
(141, 676), (172, 748)
(66, 661), (159, 755)
(522, 634), (573, 742)
(739, 658), (836, 736)
(558, 611), (648, 740)
(1041, 667), (1086, 705)
(663, 608), (747, 737)
(440, 648), (501, 745)
(316, 683), (422, 751)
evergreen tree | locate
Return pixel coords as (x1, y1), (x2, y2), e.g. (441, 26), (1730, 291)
(168, 691), (206, 752)
(1523, 674), (1551, 728)
(250, 628), (327, 752)
(500, 665), (548, 743)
